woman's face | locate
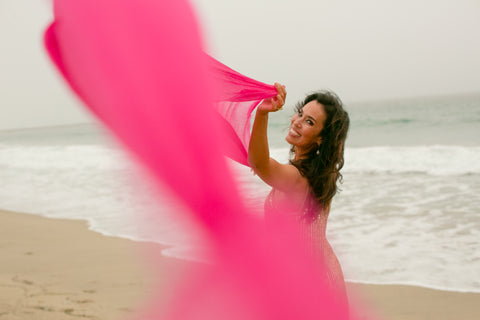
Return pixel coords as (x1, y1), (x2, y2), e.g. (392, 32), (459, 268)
(286, 100), (327, 151)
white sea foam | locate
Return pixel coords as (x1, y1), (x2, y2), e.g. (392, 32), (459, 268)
(2, 144), (479, 175)
(270, 145), (480, 176)
(0, 143), (479, 293)
(344, 145), (480, 175)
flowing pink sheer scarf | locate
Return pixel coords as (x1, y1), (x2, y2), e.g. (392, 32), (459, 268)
(44, 1), (357, 319)
(205, 55), (278, 166)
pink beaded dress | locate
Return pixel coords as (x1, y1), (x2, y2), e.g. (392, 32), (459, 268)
(264, 188), (349, 312)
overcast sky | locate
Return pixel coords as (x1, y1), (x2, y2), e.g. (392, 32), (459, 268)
(1, 0), (479, 130)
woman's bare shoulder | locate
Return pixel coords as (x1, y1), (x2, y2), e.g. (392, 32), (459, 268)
(267, 160), (309, 194)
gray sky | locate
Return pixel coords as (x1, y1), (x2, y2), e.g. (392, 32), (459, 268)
(1, 0), (479, 130)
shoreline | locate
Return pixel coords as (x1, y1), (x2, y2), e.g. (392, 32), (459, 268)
(1, 208), (479, 319)
(346, 279), (480, 295)
(9, 208), (479, 295)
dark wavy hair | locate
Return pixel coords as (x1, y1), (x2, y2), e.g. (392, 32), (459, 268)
(290, 91), (349, 210)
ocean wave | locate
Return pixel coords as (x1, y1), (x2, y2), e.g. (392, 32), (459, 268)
(354, 118), (415, 126)
(344, 145), (480, 175)
(0, 144), (128, 170)
(1, 144), (479, 176)
(271, 145), (480, 176)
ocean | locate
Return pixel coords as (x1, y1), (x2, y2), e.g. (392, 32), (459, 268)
(1, 93), (479, 293)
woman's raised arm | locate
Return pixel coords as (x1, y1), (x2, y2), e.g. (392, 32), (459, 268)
(247, 83), (304, 191)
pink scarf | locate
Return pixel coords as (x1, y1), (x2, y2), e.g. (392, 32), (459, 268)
(205, 55), (278, 166)
(44, 1), (357, 319)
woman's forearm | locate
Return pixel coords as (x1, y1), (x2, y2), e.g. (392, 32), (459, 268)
(248, 109), (270, 171)
(248, 83), (285, 173)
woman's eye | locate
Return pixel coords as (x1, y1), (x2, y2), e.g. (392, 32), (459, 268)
(298, 110), (303, 116)
(306, 120), (313, 126)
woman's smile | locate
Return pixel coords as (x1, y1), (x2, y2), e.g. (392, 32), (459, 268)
(289, 127), (301, 138)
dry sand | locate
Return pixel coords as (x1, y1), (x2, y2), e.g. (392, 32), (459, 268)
(1, 209), (478, 320)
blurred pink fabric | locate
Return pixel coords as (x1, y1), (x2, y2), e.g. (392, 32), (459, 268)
(44, 0), (354, 319)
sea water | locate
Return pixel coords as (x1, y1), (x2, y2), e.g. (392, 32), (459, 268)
(1, 93), (479, 293)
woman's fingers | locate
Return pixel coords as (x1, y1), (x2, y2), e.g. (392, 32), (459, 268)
(276, 94), (284, 108)
(262, 82), (286, 112)
(277, 83), (286, 98)
(274, 82), (286, 105)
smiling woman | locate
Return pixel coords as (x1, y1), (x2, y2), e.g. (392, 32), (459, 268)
(248, 88), (349, 209)
(248, 86), (350, 312)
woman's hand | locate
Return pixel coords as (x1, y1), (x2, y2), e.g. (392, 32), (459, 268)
(258, 83), (286, 113)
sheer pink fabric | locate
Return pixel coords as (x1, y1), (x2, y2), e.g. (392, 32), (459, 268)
(44, 1), (357, 319)
(206, 55), (277, 165)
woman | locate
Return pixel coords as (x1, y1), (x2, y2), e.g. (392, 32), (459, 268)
(248, 83), (350, 309)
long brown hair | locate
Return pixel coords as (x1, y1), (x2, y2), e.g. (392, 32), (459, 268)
(290, 91), (349, 210)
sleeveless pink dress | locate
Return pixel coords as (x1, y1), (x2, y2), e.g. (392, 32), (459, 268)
(265, 188), (349, 311)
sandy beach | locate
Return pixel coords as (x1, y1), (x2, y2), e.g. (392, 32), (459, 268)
(1, 209), (478, 320)
(0, 209), (189, 320)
